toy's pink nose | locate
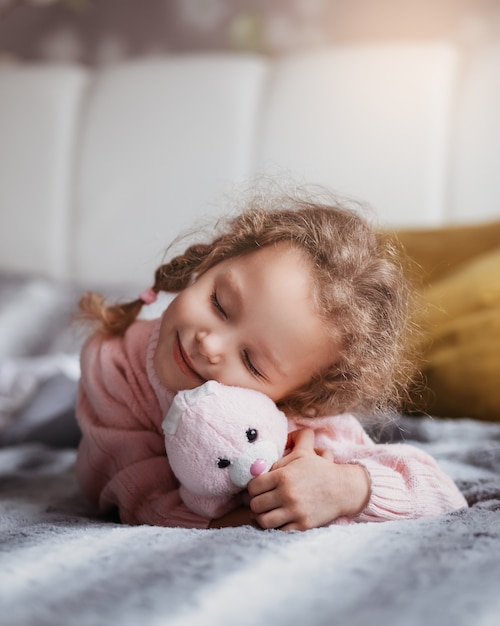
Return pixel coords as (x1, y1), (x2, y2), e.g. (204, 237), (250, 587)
(250, 458), (267, 477)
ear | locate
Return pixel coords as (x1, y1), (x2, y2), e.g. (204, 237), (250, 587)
(162, 400), (184, 436)
(162, 380), (221, 435)
(186, 379), (220, 403)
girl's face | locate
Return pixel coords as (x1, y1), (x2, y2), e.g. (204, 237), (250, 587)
(153, 244), (337, 403)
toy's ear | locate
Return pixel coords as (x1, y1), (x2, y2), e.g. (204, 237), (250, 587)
(194, 380), (220, 398)
(163, 380), (221, 435)
(163, 400), (183, 436)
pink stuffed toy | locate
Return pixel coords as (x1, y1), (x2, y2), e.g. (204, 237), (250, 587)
(162, 380), (289, 518)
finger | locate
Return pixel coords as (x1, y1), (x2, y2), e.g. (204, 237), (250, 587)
(249, 491), (280, 515)
(255, 507), (291, 530)
(287, 427), (315, 451)
(247, 471), (278, 497)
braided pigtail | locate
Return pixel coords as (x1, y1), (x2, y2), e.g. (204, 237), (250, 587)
(78, 292), (147, 337)
(78, 242), (216, 337)
(153, 243), (214, 292)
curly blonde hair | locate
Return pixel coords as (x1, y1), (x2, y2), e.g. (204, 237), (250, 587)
(80, 188), (416, 418)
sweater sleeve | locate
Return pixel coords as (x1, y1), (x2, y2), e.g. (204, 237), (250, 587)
(75, 326), (210, 529)
(76, 419), (210, 529)
(353, 443), (468, 522)
(291, 414), (468, 523)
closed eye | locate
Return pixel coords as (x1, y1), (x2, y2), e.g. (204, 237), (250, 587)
(243, 350), (264, 380)
(210, 290), (227, 319)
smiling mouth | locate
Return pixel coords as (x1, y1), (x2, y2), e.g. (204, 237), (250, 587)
(174, 334), (205, 381)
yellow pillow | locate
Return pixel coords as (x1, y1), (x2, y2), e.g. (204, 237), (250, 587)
(391, 223), (500, 422)
(417, 302), (500, 421)
(393, 220), (500, 283)
(421, 246), (500, 333)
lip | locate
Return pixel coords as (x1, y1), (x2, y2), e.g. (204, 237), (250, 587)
(174, 334), (205, 382)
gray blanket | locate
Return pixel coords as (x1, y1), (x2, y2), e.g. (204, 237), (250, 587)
(1, 275), (499, 626)
(1, 416), (499, 626)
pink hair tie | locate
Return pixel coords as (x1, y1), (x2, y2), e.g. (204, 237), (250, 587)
(139, 287), (158, 305)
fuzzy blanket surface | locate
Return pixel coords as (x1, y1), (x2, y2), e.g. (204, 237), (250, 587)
(1, 415), (500, 626)
(1, 274), (500, 626)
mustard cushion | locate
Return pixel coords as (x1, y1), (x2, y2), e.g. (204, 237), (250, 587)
(391, 222), (500, 422)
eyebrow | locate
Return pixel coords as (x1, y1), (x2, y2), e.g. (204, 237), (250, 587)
(222, 268), (286, 380)
(222, 268), (243, 309)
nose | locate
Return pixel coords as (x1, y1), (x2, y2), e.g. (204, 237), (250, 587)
(195, 330), (223, 365)
(250, 458), (268, 477)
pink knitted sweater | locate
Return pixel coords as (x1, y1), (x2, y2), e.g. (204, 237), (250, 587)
(75, 317), (467, 528)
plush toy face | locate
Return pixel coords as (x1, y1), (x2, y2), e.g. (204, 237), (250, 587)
(162, 381), (288, 517)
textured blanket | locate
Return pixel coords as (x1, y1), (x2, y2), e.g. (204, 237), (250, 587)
(1, 415), (499, 626)
(1, 274), (499, 625)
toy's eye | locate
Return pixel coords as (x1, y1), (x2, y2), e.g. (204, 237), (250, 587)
(217, 458), (231, 469)
(246, 428), (258, 443)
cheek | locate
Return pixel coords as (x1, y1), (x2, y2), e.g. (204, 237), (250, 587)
(165, 290), (196, 326)
(179, 288), (204, 324)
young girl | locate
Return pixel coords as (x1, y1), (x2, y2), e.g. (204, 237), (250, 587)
(75, 190), (467, 530)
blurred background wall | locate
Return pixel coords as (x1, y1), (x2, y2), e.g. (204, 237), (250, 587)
(1, 0), (500, 66)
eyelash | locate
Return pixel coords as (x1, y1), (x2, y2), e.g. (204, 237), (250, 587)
(243, 350), (263, 379)
(210, 289), (263, 379)
(210, 290), (227, 318)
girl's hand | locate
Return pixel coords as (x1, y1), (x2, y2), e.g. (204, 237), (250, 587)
(247, 428), (371, 531)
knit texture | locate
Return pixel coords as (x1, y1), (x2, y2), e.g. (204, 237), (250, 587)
(76, 317), (467, 527)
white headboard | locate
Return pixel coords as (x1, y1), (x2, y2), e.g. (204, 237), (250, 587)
(1, 42), (499, 287)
